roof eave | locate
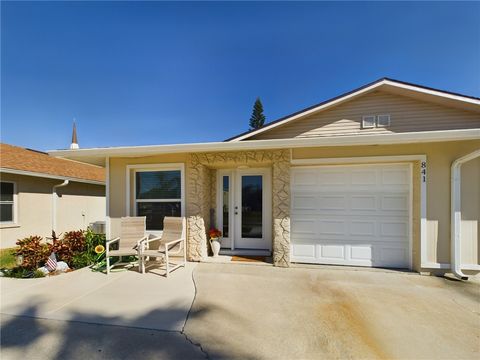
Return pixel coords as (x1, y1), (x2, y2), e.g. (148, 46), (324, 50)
(48, 129), (480, 165)
(0, 167), (105, 185)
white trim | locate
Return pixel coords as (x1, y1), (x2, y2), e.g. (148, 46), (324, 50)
(48, 129), (480, 164)
(420, 263), (480, 271)
(422, 263), (451, 269)
(461, 264), (480, 271)
(382, 79), (480, 105)
(234, 168), (272, 251)
(291, 154), (427, 165)
(216, 170), (234, 250)
(0, 167), (105, 185)
(408, 163), (413, 270)
(451, 149), (480, 279)
(0, 181), (18, 225)
(290, 155), (428, 270)
(105, 156), (110, 239)
(362, 115), (376, 129)
(125, 163), (185, 234)
(228, 79), (480, 141)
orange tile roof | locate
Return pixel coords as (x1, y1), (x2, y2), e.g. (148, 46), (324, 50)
(0, 143), (105, 183)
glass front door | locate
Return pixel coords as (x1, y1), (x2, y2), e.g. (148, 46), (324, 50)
(217, 169), (271, 251)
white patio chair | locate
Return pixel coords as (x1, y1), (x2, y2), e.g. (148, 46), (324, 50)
(139, 217), (186, 277)
(106, 217), (156, 274)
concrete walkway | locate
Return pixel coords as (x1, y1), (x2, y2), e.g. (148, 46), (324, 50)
(1, 263), (197, 331)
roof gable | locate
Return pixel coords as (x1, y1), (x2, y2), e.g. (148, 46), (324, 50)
(227, 78), (480, 141)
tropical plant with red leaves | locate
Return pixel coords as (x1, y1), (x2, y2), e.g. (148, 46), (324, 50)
(15, 236), (49, 270)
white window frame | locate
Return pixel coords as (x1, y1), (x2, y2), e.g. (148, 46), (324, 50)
(0, 181), (18, 225)
(362, 115), (376, 129)
(126, 163), (185, 235)
(377, 114), (391, 127)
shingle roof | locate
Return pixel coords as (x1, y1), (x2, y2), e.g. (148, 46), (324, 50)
(0, 143), (105, 183)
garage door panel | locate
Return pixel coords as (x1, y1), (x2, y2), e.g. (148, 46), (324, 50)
(381, 168), (410, 185)
(317, 195), (347, 210)
(350, 245), (373, 262)
(291, 163), (411, 269)
(319, 220), (347, 235)
(351, 169), (378, 185)
(291, 243), (316, 258)
(350, 220), (376, 236)
(318, 170), (348, 185)
(381, 195), (409, 211)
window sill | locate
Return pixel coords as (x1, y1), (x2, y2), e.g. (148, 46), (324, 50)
(0, 223), (20, 229)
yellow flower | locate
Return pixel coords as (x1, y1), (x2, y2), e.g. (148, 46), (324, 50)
(94, 245), (105, 254)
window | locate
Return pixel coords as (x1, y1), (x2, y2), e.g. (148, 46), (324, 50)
(362, 115), (376, 129)
(132, 166), (184, 231)
(377, 114), (391, 127)
(222, 176), (229, 237)
(0, 182), (16, 223)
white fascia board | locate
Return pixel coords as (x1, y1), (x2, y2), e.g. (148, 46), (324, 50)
(0, 167), (105, 185)
(48, 129), (480, 163)
(382, 80), (480, 106)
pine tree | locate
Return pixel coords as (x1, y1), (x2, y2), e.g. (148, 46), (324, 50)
(249, 97), (266, 130)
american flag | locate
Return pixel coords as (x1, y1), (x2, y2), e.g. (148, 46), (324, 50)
(46, 252), (57, 271)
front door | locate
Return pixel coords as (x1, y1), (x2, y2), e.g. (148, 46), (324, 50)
(217, 168), (271, 251)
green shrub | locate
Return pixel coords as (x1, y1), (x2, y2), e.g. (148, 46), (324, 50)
(70, 229), (106, 269)
(2, 267), (45, 278)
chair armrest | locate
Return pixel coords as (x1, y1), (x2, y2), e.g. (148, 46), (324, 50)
(142, 236), (163, 244)
(165, 237), (185, 247)
(106, 237), (120, 247)
(139, 235), (162, 251)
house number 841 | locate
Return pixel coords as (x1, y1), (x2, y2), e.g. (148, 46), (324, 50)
(421, 161), (427, 183)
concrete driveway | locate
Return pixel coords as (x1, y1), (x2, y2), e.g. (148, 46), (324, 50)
(1, 262), (479, 359)
(184, 263), (480, 360)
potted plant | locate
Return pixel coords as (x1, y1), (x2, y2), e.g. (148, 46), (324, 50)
(208, 228), (222, 257)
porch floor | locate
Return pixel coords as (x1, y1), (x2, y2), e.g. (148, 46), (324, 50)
(201, 255), (273, 266)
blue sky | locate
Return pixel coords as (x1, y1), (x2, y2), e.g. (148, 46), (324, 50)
(2, 1), (479, 151)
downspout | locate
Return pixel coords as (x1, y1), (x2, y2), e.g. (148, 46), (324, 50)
(52, 180), (70, 233)
(451, 149), (480, 280)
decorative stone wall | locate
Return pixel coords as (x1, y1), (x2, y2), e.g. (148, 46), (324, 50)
(272, 151), (291, 267)
(186, 160), (210, 261)
(186, 149), (291, 266)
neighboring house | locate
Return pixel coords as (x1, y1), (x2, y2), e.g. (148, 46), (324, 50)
(0, 143), (106, 248)
(49, 78), (480, 278)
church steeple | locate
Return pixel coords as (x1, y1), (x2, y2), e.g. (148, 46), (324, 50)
(70, 120), (79, 150)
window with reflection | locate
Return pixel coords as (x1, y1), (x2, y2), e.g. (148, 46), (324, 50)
(241, 175), (263, 238)
(135, 170), (181, 230)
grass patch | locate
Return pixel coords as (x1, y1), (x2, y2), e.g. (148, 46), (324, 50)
(0, 248), (17, 269)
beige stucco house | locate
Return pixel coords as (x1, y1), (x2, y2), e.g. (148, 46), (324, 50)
(0, 143), (106, 248)
(50, 78), (480, 278)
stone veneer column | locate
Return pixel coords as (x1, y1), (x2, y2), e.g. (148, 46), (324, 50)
(186, 154), (210, 261)
(272, 150), (291, 267)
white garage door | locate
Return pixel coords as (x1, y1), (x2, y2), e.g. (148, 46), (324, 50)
(291, 163), (411, 268)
